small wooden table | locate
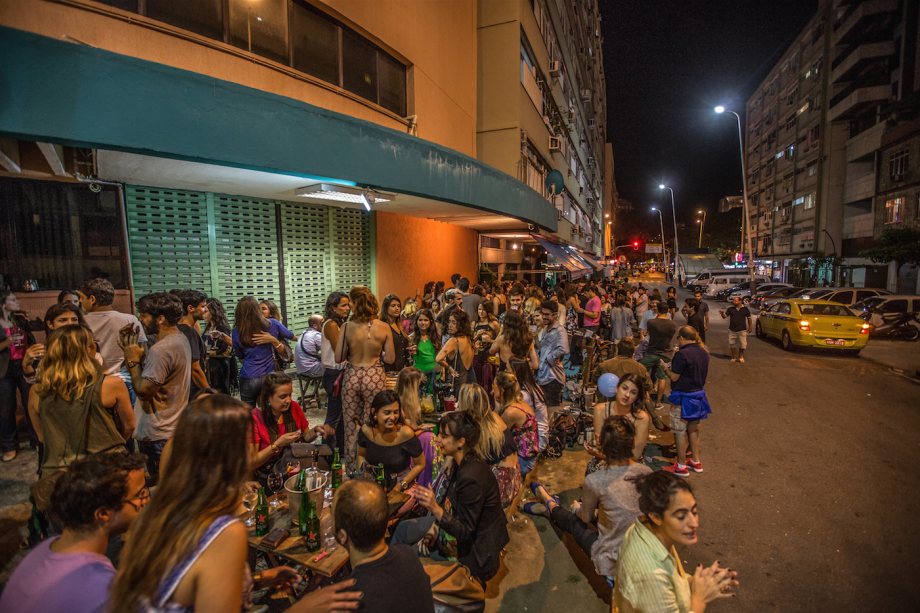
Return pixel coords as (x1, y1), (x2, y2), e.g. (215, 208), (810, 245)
(241, 489), (412, 577)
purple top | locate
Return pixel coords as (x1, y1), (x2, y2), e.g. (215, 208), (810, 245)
(232, 319), (295, 378)
(0, 537), (115, 613)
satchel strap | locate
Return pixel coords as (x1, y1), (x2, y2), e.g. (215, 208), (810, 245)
(430, 563), (463, 589)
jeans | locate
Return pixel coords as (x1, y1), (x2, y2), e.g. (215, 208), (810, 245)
(391, 516), (450, 562)
(0, 360), (36, 452)
(322, 368), (345, 454)
(540, 379), (563, 408)
(549, 505), (598, 559)
(137, 439), (167, 486)
(239, 375), (267, 407)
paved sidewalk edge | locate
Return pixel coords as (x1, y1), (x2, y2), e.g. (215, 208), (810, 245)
(859, 353), (920, 382)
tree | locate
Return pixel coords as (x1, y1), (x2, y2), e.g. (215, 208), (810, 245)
(859, 229), (920, 293)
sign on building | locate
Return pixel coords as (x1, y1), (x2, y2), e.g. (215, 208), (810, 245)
(645, 243), (663, 254)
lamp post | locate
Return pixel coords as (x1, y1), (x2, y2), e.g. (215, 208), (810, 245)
(658, 185), (682, 286)
(651, 207), (670, 281)
(715, 105), (757, 293)
(697, 210), (707, 249)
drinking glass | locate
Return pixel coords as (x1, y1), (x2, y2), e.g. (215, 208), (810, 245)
(267, 471), (284, 508)
(242, 490), (258, 527)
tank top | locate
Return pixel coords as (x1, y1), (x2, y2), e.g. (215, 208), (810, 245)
(414, 338), (437, 372)
(143, 515), (253, 613)
(39, 376), (126, 473)
(509, 406), (539, 460)
(385, 324), (409, 373)
(320, 321), (341, 370)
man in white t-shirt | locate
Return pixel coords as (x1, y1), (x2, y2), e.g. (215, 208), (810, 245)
(79, 278), (147, 407)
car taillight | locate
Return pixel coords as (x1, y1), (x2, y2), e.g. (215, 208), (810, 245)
(799, 320), (810, 331)
(860, 323), (869, 334)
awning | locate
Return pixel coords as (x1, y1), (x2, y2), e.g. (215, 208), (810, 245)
(532, 235), (592, 277)
(577, 252), (604, 271)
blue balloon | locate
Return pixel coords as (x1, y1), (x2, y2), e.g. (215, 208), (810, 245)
(597, 373), (620, 398)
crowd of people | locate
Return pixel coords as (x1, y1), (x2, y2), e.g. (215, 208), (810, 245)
(0, 272), (739, 612)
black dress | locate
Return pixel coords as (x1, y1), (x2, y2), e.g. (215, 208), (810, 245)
(205, 324), (235, 394)
(384, 325), (409, 373)
(358, 428), (423, 488)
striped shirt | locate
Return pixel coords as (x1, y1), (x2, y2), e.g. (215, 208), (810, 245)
(613, 519), (691, 613)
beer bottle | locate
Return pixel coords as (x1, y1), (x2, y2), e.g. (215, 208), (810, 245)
(304, 500), (321, 552)
(376, 463), (386, 491)
(254, 487), (270, 537)
(298, 483), (310, 536)
(330, 448), (343, 489)
(294, 467), (307, 491)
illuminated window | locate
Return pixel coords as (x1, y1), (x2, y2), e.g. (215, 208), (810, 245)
(886, 198), (904, 224)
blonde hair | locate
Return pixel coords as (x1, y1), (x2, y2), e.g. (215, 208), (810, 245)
(108, 395), (252, 612)
(396, 367), (424, 427)
(35, 325), (99, 401)
(458, 383), (505, 460)
(403, 300), (418, 318)
(493, 371), (523, 415)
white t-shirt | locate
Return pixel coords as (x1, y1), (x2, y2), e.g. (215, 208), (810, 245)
(83, 310), (147, 380)
(134, 332), (190, 441)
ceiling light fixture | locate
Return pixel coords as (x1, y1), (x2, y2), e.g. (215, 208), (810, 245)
(295, 183), (395, 211)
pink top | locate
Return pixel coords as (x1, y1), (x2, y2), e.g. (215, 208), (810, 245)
(583, 296), (602, 327)
(249, 402), (309, 461)
(5, 326), (28, 360)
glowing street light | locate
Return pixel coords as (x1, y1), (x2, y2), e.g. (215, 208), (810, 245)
(715, 105), (756, 292)
(697, 210), (707, 248)
(650, 207), (669, 277)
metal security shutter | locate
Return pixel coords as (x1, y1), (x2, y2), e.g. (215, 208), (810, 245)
(280, 201), (329, 334)
(125, 186), (212, 298)
(331, 208), (372, 292)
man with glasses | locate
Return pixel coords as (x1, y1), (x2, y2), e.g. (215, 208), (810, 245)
(1, 453), (148, 613)
(537, 300), (569, 408)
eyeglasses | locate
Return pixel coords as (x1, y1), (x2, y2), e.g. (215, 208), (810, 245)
(122, 487), (151, 511)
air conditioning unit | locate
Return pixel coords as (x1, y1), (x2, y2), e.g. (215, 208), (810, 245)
(571, 225), (581, 235)
(557, 209), (563, 221)
(893, 174), (904, 182)
(581, 89), (592, 102)
(549, 61), (561, 77)
(549, 136), (562, 152)
(588, 118), (597, 129)
(586, 235), (593, 244)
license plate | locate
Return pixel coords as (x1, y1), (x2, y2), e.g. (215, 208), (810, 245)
(825, 339), (845, 346)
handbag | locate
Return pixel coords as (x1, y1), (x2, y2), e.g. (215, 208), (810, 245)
(422, 558), (486, 610)
(332, 323), (349, 397)
(272, 339), (292, 372)
(29, 376), (106, 512)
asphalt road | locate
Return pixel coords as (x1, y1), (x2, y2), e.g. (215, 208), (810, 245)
(635, 273), (920, 612)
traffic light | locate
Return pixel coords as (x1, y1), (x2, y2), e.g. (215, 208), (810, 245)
(633, 241), (639, 249)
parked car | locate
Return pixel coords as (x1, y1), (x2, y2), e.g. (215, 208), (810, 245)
(750, 286), (804, 310)
(755, 299), (870, 355)
(819, 288), (891, 308)
(705, 273), (772, 297)
(728, 282), (792, 302)
(759, 288), (813, 311)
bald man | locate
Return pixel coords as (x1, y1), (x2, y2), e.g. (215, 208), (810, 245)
(295, 315), (324, 378)
(334, 480), (434, 613)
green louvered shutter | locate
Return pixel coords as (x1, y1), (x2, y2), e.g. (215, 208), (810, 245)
(280, 201), (330, 334)
(331, 208), (372, 292)
(125, 186), (212, 298)
(211, 195), (281, 326)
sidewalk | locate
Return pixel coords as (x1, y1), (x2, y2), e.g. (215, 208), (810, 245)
(860, 338), (920, 379)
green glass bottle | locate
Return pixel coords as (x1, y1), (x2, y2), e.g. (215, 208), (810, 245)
(254, 487), (270, 537)
(295, 468), (307, 491)
(304, 500), (321, 552)
(330, 448), (342, 489)
(298, 484), (310, 536)
(376, 463), (386, 491)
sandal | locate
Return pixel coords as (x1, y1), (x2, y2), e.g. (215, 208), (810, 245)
(528, 481), (560, 507)
(522, 502), (548, 517)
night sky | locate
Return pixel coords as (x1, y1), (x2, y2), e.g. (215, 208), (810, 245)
(599, 0), (818, 231)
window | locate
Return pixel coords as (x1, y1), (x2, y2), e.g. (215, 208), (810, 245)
(807, 162), (817, 177)
(785, 143), (796, 160)
(804, 193), (815, 209)
(783, 173), (793, 192)
(812, 58), (822, 78)
(342, 30), (378, 105)
(229, 0), (288, 64)
(889, 148), (909, 178)
(291, 2), (339, 84)
(886, 197), (904, 223)
(147, 0), (223, 40)
(793, 196), (805, 206)
(784, 115), (796, 131)
(785, 87), (798, 106)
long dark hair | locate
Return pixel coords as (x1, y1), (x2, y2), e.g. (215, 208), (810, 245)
(600, 416), (636, 464)
(204, 297), (229, 333)
(366, 389), (404, 428)
(411, 308), (441, 352)
(260, 299), (282, 322)
(234, 296), (268, 348)
(439, 410), (481, 455)
(258, 372), (295, 444)
(509, 356), (544, 404)
(629, 470), (693, 521)
(448, 308), (473, 339)
(501, 311), (532, 356)
(379, 294), (403, 328)
(615, 373), (647, 417)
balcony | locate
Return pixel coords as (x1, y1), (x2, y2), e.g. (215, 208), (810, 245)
(846, 121), (885, 162)
(829, 84), (890, 122)
(844, 173), (876, 203)
(832, 41), (896, 84)
(842, 212), (874, 239)
(833, 0), (898, 47)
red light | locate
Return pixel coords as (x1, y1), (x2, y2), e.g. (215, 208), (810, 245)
(633, 241), (638, 248)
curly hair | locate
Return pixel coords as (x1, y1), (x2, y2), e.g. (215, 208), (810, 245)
(204, 298), (229, 333)
(500, 310), (532, 357)
(349, 286), (379, 324)
(136, 292), (183, 326)
(600, 415), (636, 464)
(448, 308), (473, 339)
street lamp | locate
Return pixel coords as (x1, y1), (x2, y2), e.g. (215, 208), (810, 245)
(658, 184), (682, 286)
(715, 105), (757, 292)
(651, 207), (670, 279)
(697, 210), (707, 248)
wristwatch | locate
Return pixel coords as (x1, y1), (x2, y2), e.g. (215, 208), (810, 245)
(399, 481), (409, 491)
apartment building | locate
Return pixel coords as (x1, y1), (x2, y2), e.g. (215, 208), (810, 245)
(478, 0), (608, 280)
(744, 0), (920, 291)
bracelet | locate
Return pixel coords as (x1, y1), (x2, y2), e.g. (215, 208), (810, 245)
(126, 361), (140, 369)
(274, 343), (283, 349)
(270, 442), (278, 452)
(252, 571), (263, 586)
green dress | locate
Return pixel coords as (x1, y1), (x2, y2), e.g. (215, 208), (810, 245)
(414, 338), (437, 372)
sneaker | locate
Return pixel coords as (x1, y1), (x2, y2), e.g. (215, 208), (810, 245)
(739, 357), (745, 363)
(663, 462), (689, 477)
(686, 459), (703, 473)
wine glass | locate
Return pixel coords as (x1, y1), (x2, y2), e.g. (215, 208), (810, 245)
(267, 471), (284, 508)
(242, 489), (258, 527)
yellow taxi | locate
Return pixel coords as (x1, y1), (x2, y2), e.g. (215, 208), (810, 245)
(754, 299), (870, 355)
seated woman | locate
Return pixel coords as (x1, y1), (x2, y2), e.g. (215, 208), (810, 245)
(586, 373), (650, 475)
(615, 472), (739, 612)
(458, 382), (520, 508)
(492, 371), (539, 478)
(524, 416), (651, 585)
(249, 372), (328, 484)
(509, 357), (549, 453)
(397, 411), (510, 583)
(357, 390), (426, 494)
(396, 367), (439, 489)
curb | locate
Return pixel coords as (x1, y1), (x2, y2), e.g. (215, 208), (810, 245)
(859, 353), (920, 382)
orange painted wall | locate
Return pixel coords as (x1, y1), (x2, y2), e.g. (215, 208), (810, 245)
(374, 212), (478, 304)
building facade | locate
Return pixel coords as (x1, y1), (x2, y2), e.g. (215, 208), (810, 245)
(743, 0), (920, 291)
(0, 0), (588, 327)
